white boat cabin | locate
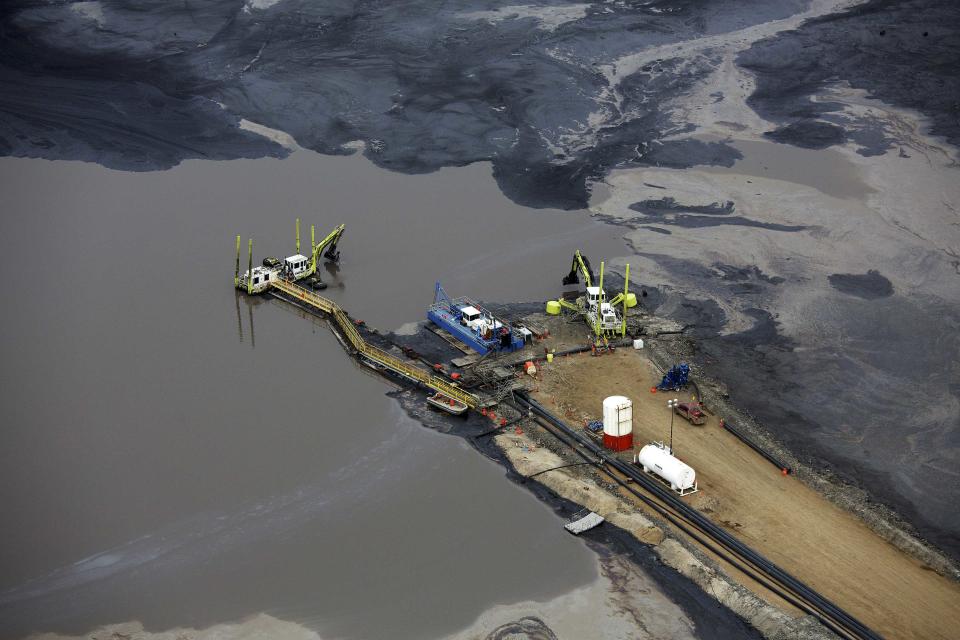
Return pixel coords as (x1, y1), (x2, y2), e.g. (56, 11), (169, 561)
(586, 286), (620, 329)
(586, 286), (604, 306)
(284, 253), (310, 279)
(241, 265), (279, 294)
(459, 305), (502, 332)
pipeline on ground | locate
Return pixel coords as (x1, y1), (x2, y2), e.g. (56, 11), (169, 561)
(511, 391), (882, 640)
(722, 419), (792, 475)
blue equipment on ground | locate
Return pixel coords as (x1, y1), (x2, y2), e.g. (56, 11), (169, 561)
(657, 363), (690, 391)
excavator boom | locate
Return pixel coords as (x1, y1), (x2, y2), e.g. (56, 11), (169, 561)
(308, 224), (345, 276)
(562, 250), (594, 287)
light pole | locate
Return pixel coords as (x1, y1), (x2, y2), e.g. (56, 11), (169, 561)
(667, 398), (679, 454)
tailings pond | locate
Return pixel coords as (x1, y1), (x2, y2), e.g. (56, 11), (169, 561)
(0, 150), (627, 639)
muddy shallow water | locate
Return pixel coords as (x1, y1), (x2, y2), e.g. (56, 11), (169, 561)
(699, 138), (873, 200)
(0, 151), (632, 639)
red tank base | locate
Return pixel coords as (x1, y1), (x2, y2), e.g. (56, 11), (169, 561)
(603, 433), (633, 451)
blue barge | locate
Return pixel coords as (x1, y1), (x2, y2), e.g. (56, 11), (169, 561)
(427, 282), (527, 355)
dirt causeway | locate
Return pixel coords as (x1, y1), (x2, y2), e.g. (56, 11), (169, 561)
(533, 346), (960, 640)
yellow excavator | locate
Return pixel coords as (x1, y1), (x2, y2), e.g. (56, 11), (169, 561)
(562, 250), (595, 288)
(236, 220), (345, 294)
(551, 250), (634, 337)
(269, 220), (344, 283)
(303, 221), (345, 279)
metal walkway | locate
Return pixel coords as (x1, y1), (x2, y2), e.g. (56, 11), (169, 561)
(270, 279), (480, 409)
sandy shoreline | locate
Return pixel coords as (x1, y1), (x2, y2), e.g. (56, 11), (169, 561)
(471, 320), (960, 639)
(389, 296), (958, 639)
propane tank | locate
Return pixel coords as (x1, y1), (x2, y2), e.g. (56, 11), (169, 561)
(637, 443), (696, 493)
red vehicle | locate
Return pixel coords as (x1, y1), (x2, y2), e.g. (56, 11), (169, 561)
(674, 402), (706, 425)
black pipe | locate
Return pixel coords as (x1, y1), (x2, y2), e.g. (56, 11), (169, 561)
(525, 392), (879, 640)
(513, 391), (882, 640)
(722, 420), (791, 475)
(524, 461), (597, 481)
(516, 392), (863, 637)
(515, 407), (859, 640)
(514, 338), (637, 369)
(519, 393), (870, 639)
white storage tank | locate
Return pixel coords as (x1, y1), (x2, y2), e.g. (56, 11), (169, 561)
(637, 443), (698, 495)
(602, 395), (633, 451)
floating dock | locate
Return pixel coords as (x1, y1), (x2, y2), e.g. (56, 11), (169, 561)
(564, 510), (605, 535)
(270, 279), (480, 410)
(427, 282), (527, 355)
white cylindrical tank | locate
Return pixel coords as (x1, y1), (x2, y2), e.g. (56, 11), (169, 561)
(602, 396), (633, 450)
(637, 444), (696, 492)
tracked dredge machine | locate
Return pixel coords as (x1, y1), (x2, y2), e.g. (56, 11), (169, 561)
(236, 219), (345, 294)
(551, 250), (635, 338)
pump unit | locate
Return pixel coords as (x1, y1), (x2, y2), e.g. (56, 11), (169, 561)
(556, 252), (632, 338)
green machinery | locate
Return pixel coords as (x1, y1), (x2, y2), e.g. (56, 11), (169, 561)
(549, 250), (636, 338)
(236, 219), (345, 294)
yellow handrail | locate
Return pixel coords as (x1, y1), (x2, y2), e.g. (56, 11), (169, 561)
(270, 279), (480, 408)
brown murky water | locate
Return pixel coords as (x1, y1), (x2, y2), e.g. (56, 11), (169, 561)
(0, 152), (627, 639)
(701, 138), (872, 200)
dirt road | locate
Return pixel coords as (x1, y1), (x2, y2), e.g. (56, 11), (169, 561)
(534, 346), (960, 640)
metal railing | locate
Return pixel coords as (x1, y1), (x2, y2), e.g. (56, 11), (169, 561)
(270, 279), (480, 409)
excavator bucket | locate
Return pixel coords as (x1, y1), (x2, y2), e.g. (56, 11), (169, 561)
(323, 226), (344, 262)
(563, 251), (594, 286)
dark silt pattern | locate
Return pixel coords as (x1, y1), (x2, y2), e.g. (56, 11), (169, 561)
(2, 0), (960, 612)
(0, 0), (800, 208)
(763, 120), (848, 150)
(630, 197), (737, 216)
(738, 0), (960, 154)
(596, 206), (808, 232)
(828, 270), (895, 299)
